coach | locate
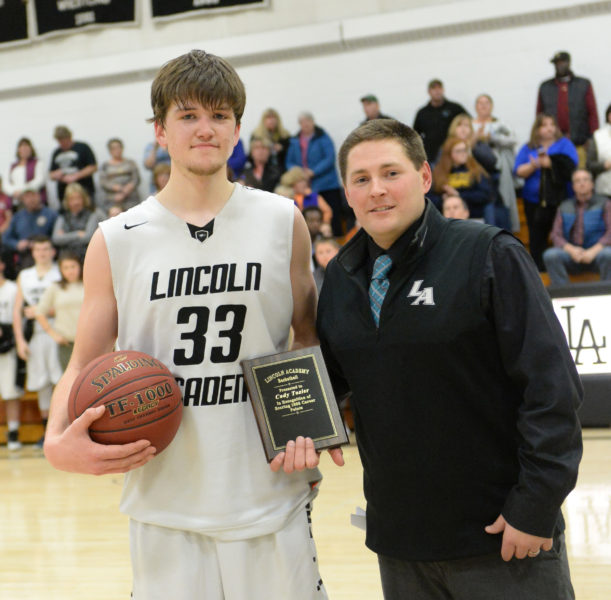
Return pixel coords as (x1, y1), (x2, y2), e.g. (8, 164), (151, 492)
(316, 119), (583, 599)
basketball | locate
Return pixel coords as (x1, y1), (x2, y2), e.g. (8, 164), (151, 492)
(68, 350), (183, 453)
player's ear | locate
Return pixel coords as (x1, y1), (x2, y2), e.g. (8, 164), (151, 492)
(154, 121), (167, 149)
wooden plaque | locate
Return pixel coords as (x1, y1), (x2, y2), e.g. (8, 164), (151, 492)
(241, 346), (349, 462)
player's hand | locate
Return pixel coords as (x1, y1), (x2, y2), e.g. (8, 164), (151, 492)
(269, 436), (344, 473)
(44, 406), (157, 475)
(485, 514), (553, 561)
(49, 330), (69, 345)
(16, 339), (30, 360)
(23, 306), (37, 319)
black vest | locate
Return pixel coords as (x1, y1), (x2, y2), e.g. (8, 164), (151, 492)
(318, 208), (556, 560)
(539, 75), (592, 145)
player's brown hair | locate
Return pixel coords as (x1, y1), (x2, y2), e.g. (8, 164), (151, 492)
(338, 119), (427, 183)
(149, 49), (246, 126)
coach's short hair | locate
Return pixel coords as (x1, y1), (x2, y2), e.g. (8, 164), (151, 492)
(338, 119), (427, 183)
(149, 49), (246, 126)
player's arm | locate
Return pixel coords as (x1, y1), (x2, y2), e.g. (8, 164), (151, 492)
(289, 206), (318, 350)
(44, 229), (156, 475)
(270, 207), (344, 473)
(12, 274), (29, 360)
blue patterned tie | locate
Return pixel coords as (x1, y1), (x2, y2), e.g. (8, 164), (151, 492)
(369, 254), (393, 327)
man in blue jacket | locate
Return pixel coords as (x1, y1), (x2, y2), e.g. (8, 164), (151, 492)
(285, 112), (351, 236)
(317, 119), (582, 599)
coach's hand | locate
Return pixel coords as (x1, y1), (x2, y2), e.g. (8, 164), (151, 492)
(44, 406), (157, 475)
(485, 514), (553, 561)
(270, 436), (344, 473)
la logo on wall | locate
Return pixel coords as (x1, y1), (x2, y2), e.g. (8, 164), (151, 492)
(551, 292), (609, 376)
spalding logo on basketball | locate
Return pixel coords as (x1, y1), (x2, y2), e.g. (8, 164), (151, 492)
(68, 350), (183, 454)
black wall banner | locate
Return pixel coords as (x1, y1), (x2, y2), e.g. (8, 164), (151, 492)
(34, 0), (136, 37)
(0, 0), (29, 46)
(151, 0), (268, 21)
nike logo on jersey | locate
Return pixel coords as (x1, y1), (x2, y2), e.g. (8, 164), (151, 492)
(407, 280), (435, 305)
(124, 221), (148, 230)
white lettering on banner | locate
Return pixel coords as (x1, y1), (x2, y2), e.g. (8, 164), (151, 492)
(57, 0), (111, 11)
(193, 0), (221, 7)
(75, 10), (95, 25)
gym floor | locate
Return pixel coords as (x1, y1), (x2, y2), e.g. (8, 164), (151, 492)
(1, 428), (610, 599)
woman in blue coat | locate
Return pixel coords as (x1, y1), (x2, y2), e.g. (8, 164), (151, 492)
(286, 112), (351, 236)
(514, 114), (578, 271)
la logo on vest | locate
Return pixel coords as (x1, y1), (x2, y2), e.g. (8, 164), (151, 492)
(407, 280), (435, 306)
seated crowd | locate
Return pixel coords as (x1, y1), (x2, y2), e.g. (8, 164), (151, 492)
(1, 55), (611, 449)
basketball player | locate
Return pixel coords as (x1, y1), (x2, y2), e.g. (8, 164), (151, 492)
(13, 236), (62, 447)
(0, 257), (23, 450)
(44, 50), (343, 600)
(317, 119), (582, 599)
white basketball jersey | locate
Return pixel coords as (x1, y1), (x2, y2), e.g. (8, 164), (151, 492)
(0, 279), (17, 324)
(19, 264), (61, 335)
(100, 185), (320, 540)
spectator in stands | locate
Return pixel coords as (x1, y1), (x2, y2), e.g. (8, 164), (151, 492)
(52, 183), (99, 261)
(4, 138), (47, 205)
(34, 251), (84, 371)
(280, 166), (333, 229)
(442, 194), (470, 220)
(586, 102), (611, 198)
(0, 255), (23, 450)
(543, 169), (611, 285)
(227, 138), (247, 181)
(445, 113), (497, 173)
(49, 126), (97, 204)
(431, 136), (494, 220)
(514, 113), (578, 271)
(286, 112), (348, 236)
(0, 177), (13, 236)
(2, 189), (57, 271)
(13, 236), (62, 447)
(537, 51), (598, 166)
(107, 205), (123, 219)
(413, 79), (468, 161)
(99, 138), (141, 214)
(312, 237), (340, 293)
(302, 205), (332, 245)
(360, 94), (393, 124)
(240, 138), (281, 193)
(472, 94), (520, 232)
(250, 108), (291, 171)
(143, 138), (170, 193)
(153, 163), (171, 193)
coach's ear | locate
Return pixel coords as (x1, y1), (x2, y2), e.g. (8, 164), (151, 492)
(420, 161), (432, 194)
